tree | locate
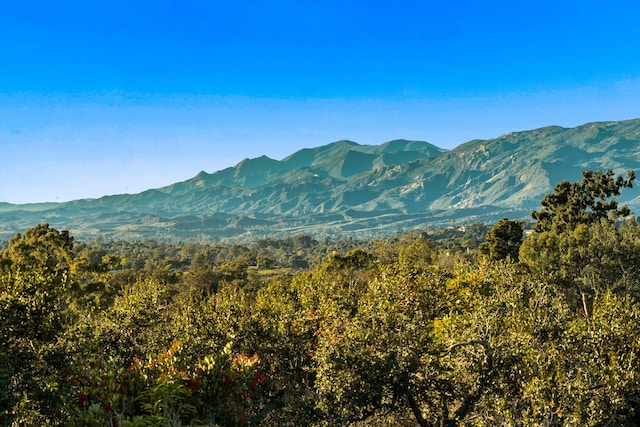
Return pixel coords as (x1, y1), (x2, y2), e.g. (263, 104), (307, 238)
(521, 218), (640, 312)
(448, 262), (640, 426)
(0, 224), (75, 424)
(531, 169), (635, 233)
(479, 218), (523, 261)
(2, 223), (74, 283)
(67, 341), (265, 426)
(91, 277), (176, 362)
(313, 264), (445, 424)
(398, 235), (438, 269)
(522, 169), (639, 316)
(460, 221), (489, 250)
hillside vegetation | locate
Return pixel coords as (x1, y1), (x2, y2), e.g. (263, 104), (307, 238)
(1, 119), (639, 241)
(2, 170), (640, 426)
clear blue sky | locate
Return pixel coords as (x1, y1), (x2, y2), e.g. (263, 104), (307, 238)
(1, 1), (639, 203)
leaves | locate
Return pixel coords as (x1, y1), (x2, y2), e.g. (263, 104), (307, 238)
(3, 209), (640, 426)
(480, 218), (523, 261)
(531, 169), (635, 233)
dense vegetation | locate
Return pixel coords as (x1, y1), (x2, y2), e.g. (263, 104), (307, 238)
(2, 170), (640, 426)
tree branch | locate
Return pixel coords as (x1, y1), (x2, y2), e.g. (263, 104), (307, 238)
(406, 389), (432, 427)
(446, 339), (494, 424)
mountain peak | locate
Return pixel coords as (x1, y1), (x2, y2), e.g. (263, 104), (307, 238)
(332, 139), (359, 147)
(2, 118), (638, 242)
(236, 155), (277, 168)
(378, 139), (449, 156)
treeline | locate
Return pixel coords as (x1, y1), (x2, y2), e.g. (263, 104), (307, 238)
(1, 170), (640, 426)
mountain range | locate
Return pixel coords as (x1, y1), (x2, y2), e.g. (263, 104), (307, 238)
(2, 119), (639, 242)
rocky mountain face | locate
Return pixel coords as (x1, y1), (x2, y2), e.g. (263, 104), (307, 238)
(2, 120), (639, 242)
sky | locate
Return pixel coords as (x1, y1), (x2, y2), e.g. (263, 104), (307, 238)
(1, 1), (639, 204)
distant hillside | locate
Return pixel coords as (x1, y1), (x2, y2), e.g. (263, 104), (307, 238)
(2, 120), (639, 242)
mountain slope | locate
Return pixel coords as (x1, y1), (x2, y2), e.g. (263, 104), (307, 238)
(1, 119), (639, 242)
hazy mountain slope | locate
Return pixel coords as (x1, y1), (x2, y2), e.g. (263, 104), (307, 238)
(338, 120), (640, 215)
(153, 139), (445, 197)
(1, 119), (639, 242)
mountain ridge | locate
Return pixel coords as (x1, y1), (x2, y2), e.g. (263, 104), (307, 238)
(2, 119), (639, 242)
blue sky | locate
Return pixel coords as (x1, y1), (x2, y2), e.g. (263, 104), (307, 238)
(1, 1), (639, 203)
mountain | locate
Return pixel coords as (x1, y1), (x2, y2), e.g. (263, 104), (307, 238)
(2, 120), (639, 242)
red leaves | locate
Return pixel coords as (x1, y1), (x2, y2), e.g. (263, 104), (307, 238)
(67, 341), (266, 425)
(249, 372), (264, 388)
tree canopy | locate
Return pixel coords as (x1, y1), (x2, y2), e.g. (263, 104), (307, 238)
(2, 172), (640, 425)
(531, 169), (635, 233)
(479, 218), (523, 261)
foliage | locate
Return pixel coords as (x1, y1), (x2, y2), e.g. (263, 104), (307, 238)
(3, 190), (640, 427)
(397, 234), (438, 268)
(479, 218), (523, 261)
(531, 169), (635, 233)
(313, 264), (447, 424)
(94, 277), (177, 361)
(523, 169), (638, 315)
(521, 218), (640, 302)
(67, 340), (263, 426)
(0, 224), (74, 424)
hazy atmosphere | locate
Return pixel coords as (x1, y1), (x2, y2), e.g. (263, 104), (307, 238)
(4, 3), (640, 425)
(2, 1), (639, 203)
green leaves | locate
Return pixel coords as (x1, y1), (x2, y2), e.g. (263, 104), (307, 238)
(67, 341), (264, 426)
(531, 169), (635, 234)
(313, 264), (442, 423)
(3, 211), (640, 426)
(521, 218), (640, 311)
(0, 224), (76, 424)
(480, 218), (523, 261)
